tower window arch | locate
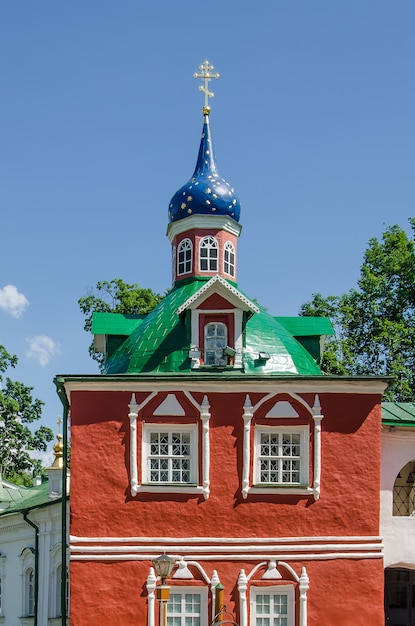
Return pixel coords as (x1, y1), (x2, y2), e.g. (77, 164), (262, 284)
(199, 236), (218, 272)
(177, 239), (193, 276)
(204, 322), (227, 366)
(223, 241), (235, 277)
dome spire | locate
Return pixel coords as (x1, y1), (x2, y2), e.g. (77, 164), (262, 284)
(193, 60), (220, 116)
(168, 61), (241, 224)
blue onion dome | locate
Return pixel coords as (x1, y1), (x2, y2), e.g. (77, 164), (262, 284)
(168, 115), (241, 223)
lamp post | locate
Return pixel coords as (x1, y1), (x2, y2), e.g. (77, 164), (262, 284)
(152, 554), (176, 626)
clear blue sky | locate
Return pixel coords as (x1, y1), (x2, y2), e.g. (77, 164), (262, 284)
(0, 1), (414, 451)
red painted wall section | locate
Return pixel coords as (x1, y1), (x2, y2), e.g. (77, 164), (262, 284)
(70, 557), (384, 626)
(69, 389), (381, 538)
(174, 228), (238, 282)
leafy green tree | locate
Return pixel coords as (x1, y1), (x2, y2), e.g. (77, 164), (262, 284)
(78, 278), (163, 369)
(300, 219), (415, 401)
(0, 346), (54, 481)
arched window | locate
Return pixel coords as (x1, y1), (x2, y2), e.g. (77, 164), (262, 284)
(199, 236), (218, 272)
(204, 322), (227, 366)
(393, 460), (415, 516)
(25, 568), (35, 617)
(223, 241), (235, 277)
(177, 239), (193, 275)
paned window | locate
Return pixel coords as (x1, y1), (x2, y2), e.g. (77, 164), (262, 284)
(254, 427), (308, 485)
(142, 424), (197, 485)
(204, 322), (227, 366)
(393, 461), (415, 516)
(178, 239), (193, 275)
(251, 586), (294, 626)
(25, 568), (35, 616)
(199, 236), (218, 272)
(224, 241), (235, 277)
(166, 588), (207, 626)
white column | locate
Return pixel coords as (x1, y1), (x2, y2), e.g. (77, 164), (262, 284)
(242, 396), (253, 499)
(201, 396), (211, 500)
(312, 395), (324, 501)
(299, 566), (309, 626)
(146, 567), (157, 626)
(211, 569), (220, 623)
(128, 394), (139, 496)
(238, 569), (248, 626)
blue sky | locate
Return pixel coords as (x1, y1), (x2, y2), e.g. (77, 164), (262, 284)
(0, 1), (414, 449)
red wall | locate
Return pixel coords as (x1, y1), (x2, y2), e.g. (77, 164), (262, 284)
(68, 387), (383, 625)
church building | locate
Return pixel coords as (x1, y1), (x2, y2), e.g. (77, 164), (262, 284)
(55, 62), (389, 626)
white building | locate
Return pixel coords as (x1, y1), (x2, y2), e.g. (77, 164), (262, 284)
(381, 402), (415, 626)
(0, 435), (69, 626)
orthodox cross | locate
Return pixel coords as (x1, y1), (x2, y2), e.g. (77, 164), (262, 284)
(57, 415), (62, 435)
(193, 60), (220, 114)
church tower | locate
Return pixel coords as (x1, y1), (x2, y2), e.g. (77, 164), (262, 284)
(167, 61), (241, 286)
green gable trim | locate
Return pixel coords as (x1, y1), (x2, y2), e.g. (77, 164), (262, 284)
(382, 402), (415, 427)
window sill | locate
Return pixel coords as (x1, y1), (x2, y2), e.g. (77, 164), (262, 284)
(19, 618), (34, 626)
(136, 484), (205, 495)
(248, 485), (314, 496)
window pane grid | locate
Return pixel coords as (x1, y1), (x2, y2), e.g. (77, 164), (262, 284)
(255, 593), (289, 626)
(178, 239), (193, 275)
(199, 236), (218, 272)
(149, 431), (192, 483)
(167, 592), (201, 626)
(204, 322), (227, 366)
(224, 242), (235, 276)
(259, 432), (302, 484)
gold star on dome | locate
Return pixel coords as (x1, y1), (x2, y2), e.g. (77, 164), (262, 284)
(187, 196), (193, 201)
(206, 187), (211, 194)
(181, 202), (187, 209)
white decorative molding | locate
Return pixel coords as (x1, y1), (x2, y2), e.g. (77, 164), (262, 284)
(173, 557), (193, 579)
(261, 559), (282, 579)
(211, 570), (220, 623)
(167, 214), (242, 242)
(242, 395), (253, 499)
(242, 392), (324, 500)
(200, 396), (211, 499)
(176, 274), (259, 315)
(298, 566), (310, 626)
(265, 401), (300, 418)
(146, 567), (157, 626)
(128, 394), (139, 496)
(153, 394), (185, 416)
(128, 391), (210, 498)
(238, 569), (248, 626)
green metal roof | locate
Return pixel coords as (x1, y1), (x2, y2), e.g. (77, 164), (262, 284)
(382, 402), (415, 427)
(92, 312), (145, 336)
(275, 316), (334, 337)
(0, 481), (56, 516)
(104, 279), (323, 376)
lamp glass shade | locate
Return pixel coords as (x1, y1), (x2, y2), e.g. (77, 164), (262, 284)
(152, 554), (176, 581)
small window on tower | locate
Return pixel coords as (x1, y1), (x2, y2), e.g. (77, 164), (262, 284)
(204, 322), (227, 366)
(199, 236), (218, 272)
(177, 239), (193, 275)
(224, 241), (235, 277)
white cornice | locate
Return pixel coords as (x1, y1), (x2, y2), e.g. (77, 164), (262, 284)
(61, 378), (389, 402)
(167, 214), (242, 242)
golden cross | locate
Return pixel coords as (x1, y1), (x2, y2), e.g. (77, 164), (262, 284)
(57, 415), (62, 435)
(193, 60), (220, 114)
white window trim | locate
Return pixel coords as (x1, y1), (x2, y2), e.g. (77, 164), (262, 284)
(199, 236), (218, 272)
(129, 393), (211, 499)
(204, 321), (228, 366)
(177, 238), (193, 276)
(239, 562), (309, 626)
(242, 394), (323, 500)
(20, 547), (35, 619)
(190, 308), (244, 369)
(223, 240), (235, 277)
(250, 584), (295, 626)
(253, 425), (309, 487)
(141, 423), (198, 486)
(165, 585), (208, 626)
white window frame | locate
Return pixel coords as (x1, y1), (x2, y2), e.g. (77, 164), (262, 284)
(250, 585), (295, 626)
(177, 238), (193, 276)
(165, 586), (208, 626)
(25, 567), (35, 617)
(254, 426), (309, 487)
(142, 423), (198, 486)
(204, 321), (228, 366)
(199, 236), (218, 272)
(224, 241), (235, 277)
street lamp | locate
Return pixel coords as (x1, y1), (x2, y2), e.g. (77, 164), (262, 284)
(152, 554), (176, 626)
